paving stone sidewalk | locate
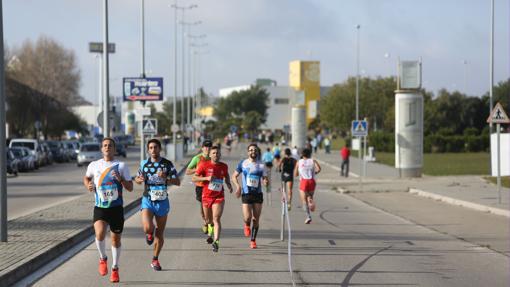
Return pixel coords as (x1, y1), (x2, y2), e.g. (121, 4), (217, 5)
(0, 156), (191, 287)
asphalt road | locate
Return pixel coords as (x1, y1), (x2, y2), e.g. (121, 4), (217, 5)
(6, 146), (140, 220)
(33, 149), (510, 287)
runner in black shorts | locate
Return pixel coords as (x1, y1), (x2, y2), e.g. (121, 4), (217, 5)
(278, 148), (297, 211)
(84, 137), (133, 283)
(232, 144), (268, 249)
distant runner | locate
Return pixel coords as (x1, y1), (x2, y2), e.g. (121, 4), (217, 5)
(83, 137), (133, 283)
(193, 146), (233, 252)
(278, 148), (297, 211)
(232, 143), (268, 249)
(294, 148), (321, 224)
(134, 139), (180, 271)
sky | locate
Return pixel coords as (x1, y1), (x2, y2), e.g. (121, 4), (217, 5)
(3, 0), (510, 106)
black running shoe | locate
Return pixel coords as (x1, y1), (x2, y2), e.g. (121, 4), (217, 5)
(206, 236), (214, 244)
(212, 241), (219, 252)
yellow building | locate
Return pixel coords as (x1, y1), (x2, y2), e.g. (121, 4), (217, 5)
(289, 60), (320, 125)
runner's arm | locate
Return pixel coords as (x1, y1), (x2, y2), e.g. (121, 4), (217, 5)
(314, 159), (321, 174)
(225, 173), (233, 193)
(293, 161), (299, 177)
(83, 176), (94, 192)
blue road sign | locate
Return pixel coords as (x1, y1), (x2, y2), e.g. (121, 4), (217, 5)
(351, 120), (368, 137)
(123, 77), (163, 101)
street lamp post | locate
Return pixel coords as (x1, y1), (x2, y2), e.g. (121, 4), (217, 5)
(180, 21), (201, 138)
(102, 0), (110, 137)
(187, 34), (206, 144)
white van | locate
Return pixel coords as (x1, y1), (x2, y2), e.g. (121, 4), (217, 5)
(9, 139), (42, 168)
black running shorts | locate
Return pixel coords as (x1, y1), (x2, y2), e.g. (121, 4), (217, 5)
(281, 172), (294, 182)
(265, 162), (273, 168)
(195, 186), (203, 202)
(241, 192), (264, 204)
(93, 205), (124, 234)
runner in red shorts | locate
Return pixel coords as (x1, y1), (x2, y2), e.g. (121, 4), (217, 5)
(193, 146), (233, 252)
(294, 148), (321, 224)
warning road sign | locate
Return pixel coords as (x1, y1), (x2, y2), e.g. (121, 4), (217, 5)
(351, 120), (368, 137)
(487, 102), (510, 124)
(143, 118), (158, 135)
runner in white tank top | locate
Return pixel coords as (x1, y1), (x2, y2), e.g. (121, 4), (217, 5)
(294, 148), (321, 224)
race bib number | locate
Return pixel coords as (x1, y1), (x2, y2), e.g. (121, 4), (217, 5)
(208, 178), (224, 192)
(149, 186), (168, 201)
(97, 185), (119, 202)
(246, 174), (260, 187)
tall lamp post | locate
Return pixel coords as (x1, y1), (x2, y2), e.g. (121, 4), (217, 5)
(187, 34), (206, 144)
(172, 3), (197, 134)
(180, 21), (201, 135)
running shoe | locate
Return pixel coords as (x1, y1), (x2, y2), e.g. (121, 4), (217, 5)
(243, 225), (251, 237)
(201, 224), (208, 234)
(250, 240), (257, 249)
(308, 198), (316, 212)
(98, 257), (108, 276)
(287, 203), (292, 211)
(212, 240), (219, 252)
(206, 236), (214, 244)
(110, 267), (119, 283)
(305, 217), (312, 224)
(151, 259), (162, 271)
(146, 232), (154, 246)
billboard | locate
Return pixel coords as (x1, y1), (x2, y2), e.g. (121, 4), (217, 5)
(123, 77), (163, 101)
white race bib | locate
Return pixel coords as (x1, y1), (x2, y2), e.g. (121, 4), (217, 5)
(149, 186), (168, 201)
(247, 174), (260, 187)
(97, 185), (119, 202)
(208, 178), (224, 192)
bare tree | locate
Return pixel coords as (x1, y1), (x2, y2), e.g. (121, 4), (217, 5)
(7, 35), (82, 107)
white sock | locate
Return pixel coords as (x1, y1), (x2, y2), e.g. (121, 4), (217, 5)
(112, 246), (121, 268)
(95, 238), (107, 259)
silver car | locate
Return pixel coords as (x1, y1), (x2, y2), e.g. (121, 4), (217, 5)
(76, 143), (102, 167)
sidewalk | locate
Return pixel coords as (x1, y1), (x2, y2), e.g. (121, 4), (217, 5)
(314, 149), (510, 217)
(0, 151), (193, 287)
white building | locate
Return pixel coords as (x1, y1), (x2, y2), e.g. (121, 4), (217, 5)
(218, 82), (297, 131)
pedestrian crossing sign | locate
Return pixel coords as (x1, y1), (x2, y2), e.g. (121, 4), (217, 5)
(351, 120), (368, 137)
(487, 102), (510, 124)
(142, 118), (158, 135)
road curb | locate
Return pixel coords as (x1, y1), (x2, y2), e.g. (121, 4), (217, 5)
(409, 188), (510, 218)
(3, 161), (190, 287)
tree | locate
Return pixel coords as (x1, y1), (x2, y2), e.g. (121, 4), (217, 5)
(213, 85), (269, 135)
(7, 36), (82, 107)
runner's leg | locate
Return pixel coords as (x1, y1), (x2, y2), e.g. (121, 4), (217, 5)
(153, 215), (168, 258)
(212, 201), (224, 241)
(251, 203), (262, 241)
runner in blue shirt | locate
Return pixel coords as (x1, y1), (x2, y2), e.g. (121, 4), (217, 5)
(134, 139), (180, 271)
(232, 143), (268, 249)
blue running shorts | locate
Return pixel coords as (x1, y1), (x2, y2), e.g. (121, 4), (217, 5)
(141, 196), (170, 217)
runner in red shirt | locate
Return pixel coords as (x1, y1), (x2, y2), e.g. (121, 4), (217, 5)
(193, 146), (233, 252)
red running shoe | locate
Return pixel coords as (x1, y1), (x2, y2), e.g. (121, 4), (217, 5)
(243, 225), (251, 237)
(151, 259), (162, 271)
(250, 240), (257, 249)
(98, 257), (107, 276)
(146, 232), (154, 245)
(110, 267), (119, 283)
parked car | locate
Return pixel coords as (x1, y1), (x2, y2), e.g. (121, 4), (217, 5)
(77, 143), (102, 167)
(40, 142), (53, 165)
(65, 141), (80, 160)
(10, 147), (36, 171)
(6, 149), (20, 176)
(47, 141), (68, 163)
(115, 143), (127, 158)
(9, 139), (41, 169)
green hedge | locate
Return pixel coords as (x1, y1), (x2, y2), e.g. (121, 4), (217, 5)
(369, 131), (489, 153)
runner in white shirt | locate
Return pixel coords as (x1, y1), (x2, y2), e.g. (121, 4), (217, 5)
(294, 148), (321, 224)
(83, 137), (133, 283)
